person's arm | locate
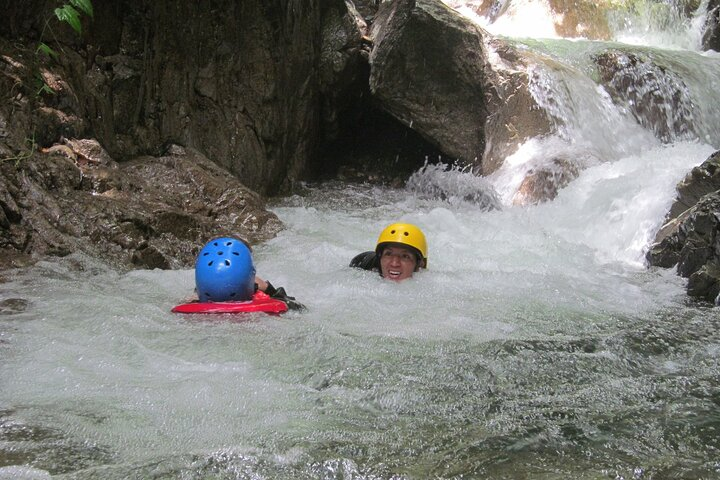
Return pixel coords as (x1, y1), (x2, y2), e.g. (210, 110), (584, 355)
(349, 251), (379, 271)
(255, 276), (306, 311)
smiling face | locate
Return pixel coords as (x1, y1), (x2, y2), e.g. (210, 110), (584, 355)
(379, 245), (419, 282)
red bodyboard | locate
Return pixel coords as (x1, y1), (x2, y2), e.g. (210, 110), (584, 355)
(172, 291), (288, 314)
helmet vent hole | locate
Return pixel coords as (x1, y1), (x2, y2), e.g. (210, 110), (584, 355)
(391, 230), (396, 234)
(232, 252), (239, 256)
(207, 261), (214, 266)
(224, 260), (230, 266)
(404, 232), (409, 236)
(218, 251), (224, 255)
(213, 242), (219, 246)
(203, 252), (209, 256)
(226, 241), (233, 246)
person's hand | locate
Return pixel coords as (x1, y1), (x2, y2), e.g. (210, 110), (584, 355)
(255, 276), (269, 292)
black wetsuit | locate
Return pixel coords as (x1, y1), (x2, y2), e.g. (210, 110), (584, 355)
(349, 251), (380, 272)
(261, 281), (306, 311)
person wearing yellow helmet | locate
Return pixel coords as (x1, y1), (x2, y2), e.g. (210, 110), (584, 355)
(350, 223), (428, 281)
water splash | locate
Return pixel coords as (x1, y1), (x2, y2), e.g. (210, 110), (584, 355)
(405, 162), (502, 210)
(610, 0), (710, 50)
(526, 60), (658, 153)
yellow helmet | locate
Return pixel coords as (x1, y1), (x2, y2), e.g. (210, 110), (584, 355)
(375, 223), (428, 268)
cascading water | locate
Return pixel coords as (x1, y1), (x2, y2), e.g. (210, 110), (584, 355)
(1, 2), (720, 479)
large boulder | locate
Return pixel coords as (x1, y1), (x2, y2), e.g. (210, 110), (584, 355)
(368, 0), (490, 168)
(668, 151), (720, 219)
(0, 144), (282, 271)
(319, 0), (372, 144)
(368, 0), (554, 175)
(646, 151), (720, 304)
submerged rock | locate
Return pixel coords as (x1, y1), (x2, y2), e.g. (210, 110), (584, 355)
(512, 157), (580, 206)
(0, 298), (29, 315)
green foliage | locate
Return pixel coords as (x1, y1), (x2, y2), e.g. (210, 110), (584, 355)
(70, 0), (94, 19)
(36, 42), (59, 60)
(53, 0), (94, 35)
(34, 1), (94, 95)
(54, 5), (83, 35)
(35, 73), (56, 96)
(2, 3), (94, 166)
(52, 1), (93, 34)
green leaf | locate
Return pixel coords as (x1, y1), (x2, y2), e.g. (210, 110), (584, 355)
(54, 5), (82, 35)
(36, 42), (59, 59)
(69, 0), (94, 19)
(37, 83), (56, 96)
(40, 85), (55, 95)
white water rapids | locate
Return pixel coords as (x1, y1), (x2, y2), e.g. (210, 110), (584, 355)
(2, 1), (720, 479)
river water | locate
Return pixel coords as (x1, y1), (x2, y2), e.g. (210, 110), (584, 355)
(2, 2), (720, 480)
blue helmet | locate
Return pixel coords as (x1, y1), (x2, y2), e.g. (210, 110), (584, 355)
(195, 237), (256, 302)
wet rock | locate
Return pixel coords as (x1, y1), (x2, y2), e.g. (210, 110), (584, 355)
(61, 138), (118, 168)
(687, 260), (720, 302)
(668, 151), (720, 219)
(370, 0), (490, 167)
(319, 0), (371, 144)
(595, 50), (696, 143)
(131, 244), (170, 270)
(703, 0), (720, 52)
(352, 0), (381, 23)
(548, 0), (613, 40)
(647, 151), (720, 305)
(512, 157), (580, 206)
(36, 107), (86, 145)
(163, 143), (186, 156)
(369, 0), (553, 175)
(0, 146), (283, 271)
(1, 2), (322, 196)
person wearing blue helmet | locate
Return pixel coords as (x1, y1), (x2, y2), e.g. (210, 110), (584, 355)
(195, 237), (256, 302)
(192, 236), (305, 310)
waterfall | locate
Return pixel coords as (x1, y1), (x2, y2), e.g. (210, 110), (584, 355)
(437, 0), (719, 206)
(444, 0), (714, 50)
